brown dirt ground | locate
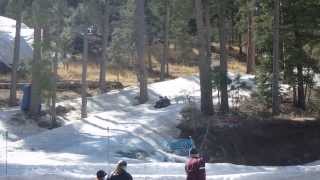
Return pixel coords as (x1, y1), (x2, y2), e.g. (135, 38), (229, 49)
(178, 107), (320, 166)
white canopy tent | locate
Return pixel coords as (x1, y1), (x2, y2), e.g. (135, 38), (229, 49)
(0, 16), (33, 69)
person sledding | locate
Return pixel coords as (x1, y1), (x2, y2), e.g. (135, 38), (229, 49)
(185, 148), (206, 180)
(107, 160), (133, 180)
(96, 169), (107, 180)
(154, 96), (171, 108)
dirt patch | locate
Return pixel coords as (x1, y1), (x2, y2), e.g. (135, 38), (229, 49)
(178, 109), (320, 166)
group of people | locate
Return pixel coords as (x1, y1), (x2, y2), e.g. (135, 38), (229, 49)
(96, 160), (132, 180)
(96, 148), (206, 180)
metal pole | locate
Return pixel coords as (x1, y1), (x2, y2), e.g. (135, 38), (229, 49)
(189, 136), (195, 148)
(5, 131), (8, 176)
(1, 131), (3, 176)
(81, 29), (88, 119)
(107, 127), (110, 174)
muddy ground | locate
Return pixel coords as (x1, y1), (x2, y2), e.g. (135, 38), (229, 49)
(0, 88), (102, 109)
(178, 111), (320, 166)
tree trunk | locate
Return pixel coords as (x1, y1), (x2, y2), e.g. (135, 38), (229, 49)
(218, 1), (229, 114)
(246, 9), (255, 74)
(81, 31), (88, 119)
(304, 84), (308, 103)
(195, 0), (214, 115)
(204, 0), (212, 65)
(0, 0), (8, 15)
(165, 0), (170, 77)
(160, 44), (165, 81)
(135, 0), (148, 103)
(293, 85), (297, 106)
(160, 0), (170, 81)
(51, 0), (64, 126)
(9, 0), (23, 106)
(130, 50), (135, 68)
(29, 2), (42, 118)
(51, 52), (58, 125)
(297, 64), (305, 109)
(239, 33), (243, 57)
(99, 0), (110, 92)
(147, 38), (153, 71)
(230, 11), (235, 44)
(272, 0), (280, 115)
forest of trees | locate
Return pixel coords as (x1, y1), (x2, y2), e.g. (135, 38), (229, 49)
(0, 0), (319, 124)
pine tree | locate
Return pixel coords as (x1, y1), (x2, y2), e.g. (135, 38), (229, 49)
(135, 0), (148, 103)
(272, 0), (280, 115)
(246, 0), (256, 74)
(218, 0), (229, 114)
(99, 0), (111, 92)
(81, 30), (88, 119)
(29, 0), (43, 118)
(9, 0), (23, 106)
(160, 0), (170, 81)
(195, 0), (214, 115)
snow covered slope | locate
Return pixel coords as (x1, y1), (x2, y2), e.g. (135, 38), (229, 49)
(0, 16), (33, 68)
(0, 76), (320, 179)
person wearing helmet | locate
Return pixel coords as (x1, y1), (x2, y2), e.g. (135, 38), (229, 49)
(185, 148), (206, 180)
(107, 160), (133, 180)
(96, 169), (107, 180)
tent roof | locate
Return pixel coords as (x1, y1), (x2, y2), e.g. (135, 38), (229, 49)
(0, 16), (33, 69)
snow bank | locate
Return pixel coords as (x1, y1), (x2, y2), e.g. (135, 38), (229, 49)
(61, 74), (254, 116)
(0, 16), (33, 68)
(0, 108), (45, 141)
(314, 74), (320, 87)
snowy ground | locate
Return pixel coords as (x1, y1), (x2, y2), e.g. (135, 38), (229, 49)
(1, 75), (320, 179)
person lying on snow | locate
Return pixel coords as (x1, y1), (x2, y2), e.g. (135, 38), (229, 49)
(96, 169), (107, 180)
(107, 160), (133, 180)
(185, 148), (206, 180)
(154, 96), (171, 108)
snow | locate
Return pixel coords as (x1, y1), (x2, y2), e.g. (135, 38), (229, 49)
(0, 108), (45, 141)
(1, 163), (320, 180)
(0, 16), (33, 68)
(0, 75), (320, 179)
(314, 74), (320, 87)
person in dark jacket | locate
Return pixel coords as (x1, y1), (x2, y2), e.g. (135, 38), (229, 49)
(185, 148), (206, 180)
(96, 169), (107, 180)
(107, 160), (133, 180)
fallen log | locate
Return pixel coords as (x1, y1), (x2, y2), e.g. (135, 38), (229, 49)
(0, 81), (124, 90)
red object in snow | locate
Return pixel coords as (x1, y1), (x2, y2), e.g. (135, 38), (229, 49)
(185, 157), (206, 180)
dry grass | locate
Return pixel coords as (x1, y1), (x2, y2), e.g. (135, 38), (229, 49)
(0, 59), (246, 87)
(1, 43), (247, 87)
(228, 59), (247, 74)
(167, 64), (198, 77)
(58, 63), (138, 86)
(0, 73), (10, 81)
(58, 62), (199, 86)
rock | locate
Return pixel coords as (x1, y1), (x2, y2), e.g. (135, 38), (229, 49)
(37, 117), (52, 128)
(56, 105), (68, 115)
(55, 105), (76, 115)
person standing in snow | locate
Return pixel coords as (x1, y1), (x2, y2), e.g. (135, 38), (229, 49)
(185, 148), (206, 180)
(107, 160), (133, 180)
(96, 169), (107, 180)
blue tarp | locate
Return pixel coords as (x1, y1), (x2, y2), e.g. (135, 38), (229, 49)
(20, 85), (41, 112)
(168, 138), (194, 156)
(21, 85), (31, 111)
